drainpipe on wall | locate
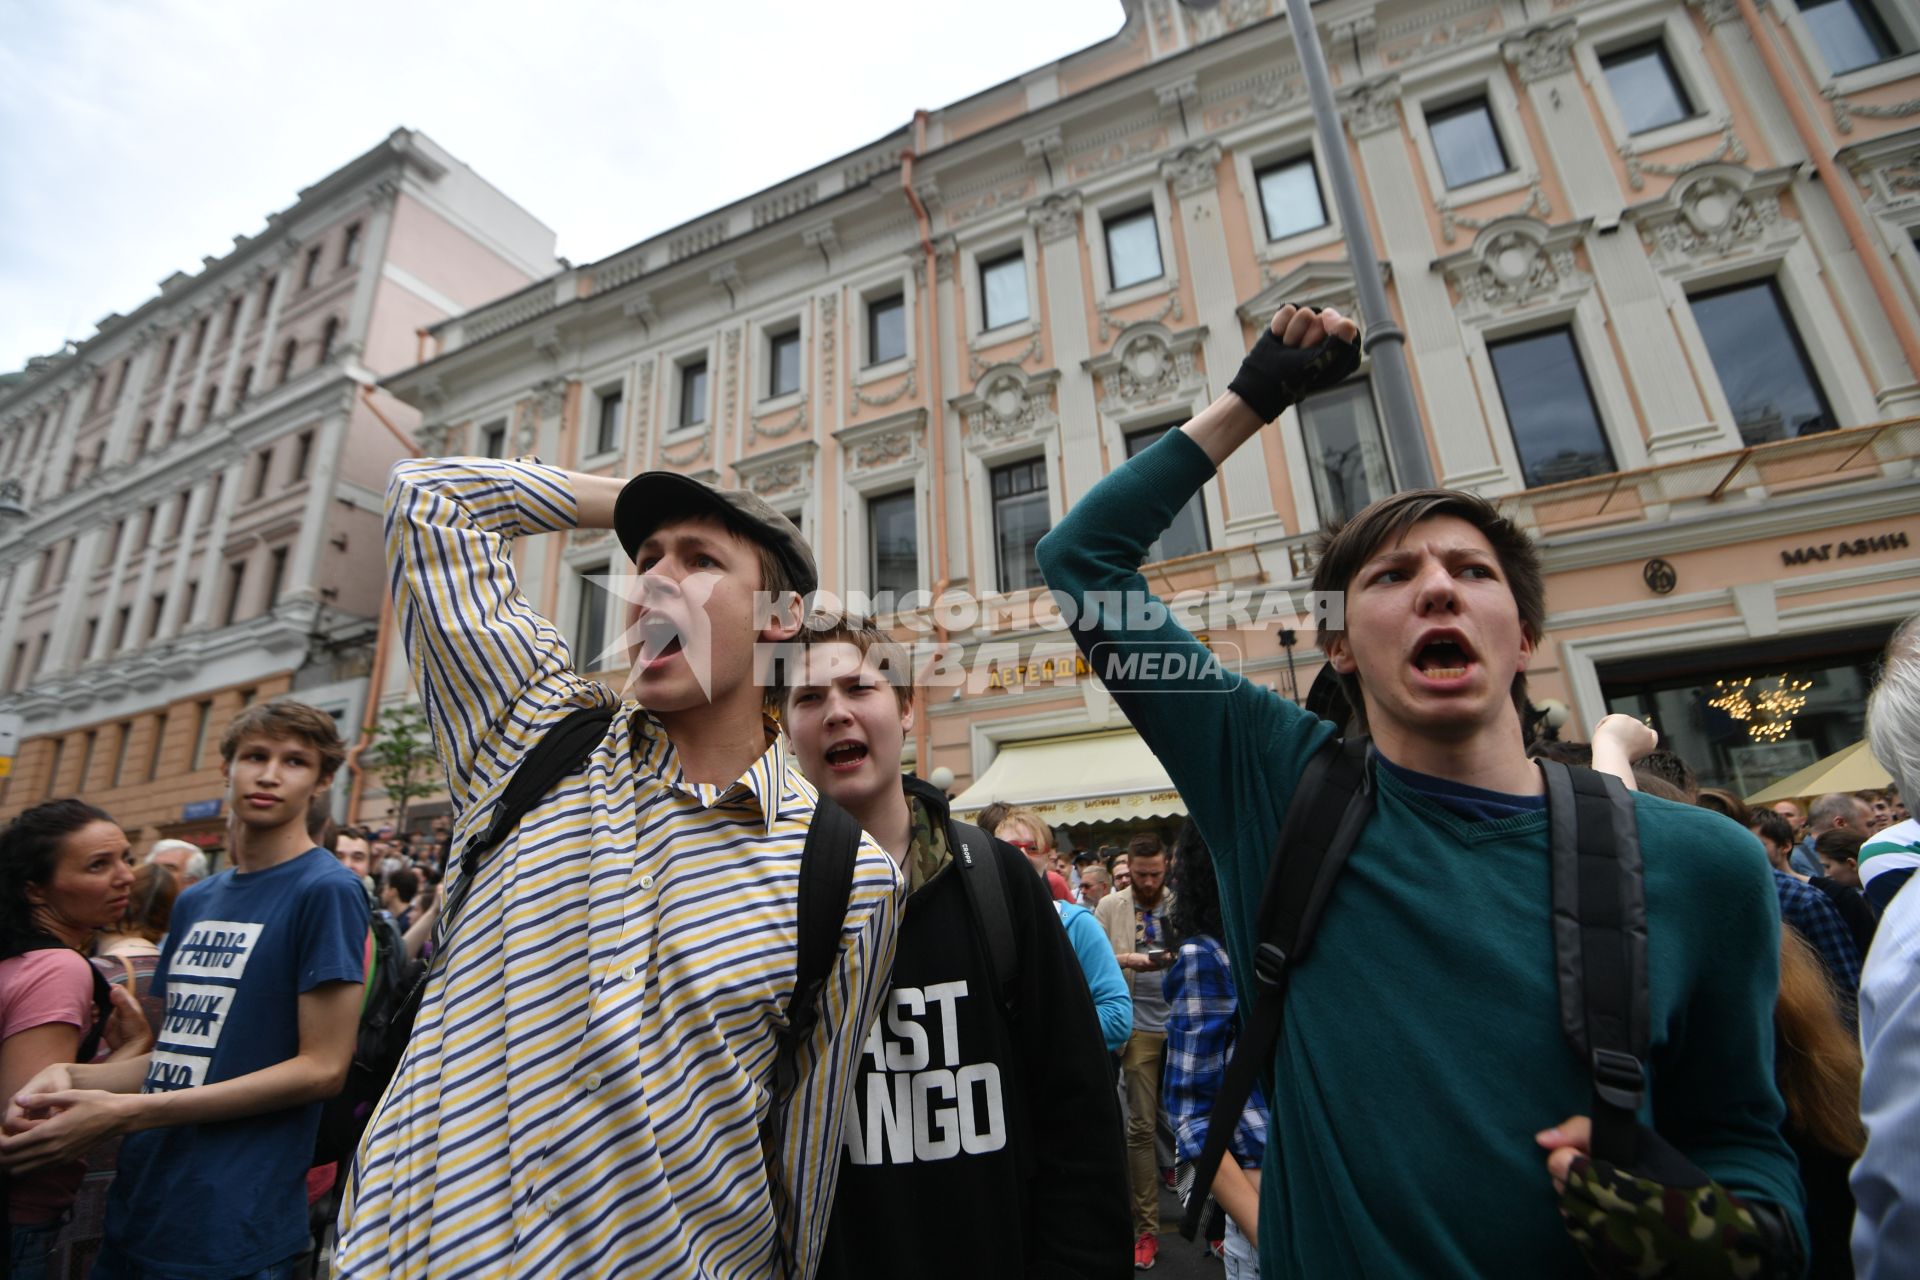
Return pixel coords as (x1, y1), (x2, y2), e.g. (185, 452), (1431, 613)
(345, 384), (422, 823)
(1736, 0), (1920, 388)
(903, 110), (953, 781)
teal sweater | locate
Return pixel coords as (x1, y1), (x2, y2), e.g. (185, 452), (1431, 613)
(1036, 430), (1803, 1278)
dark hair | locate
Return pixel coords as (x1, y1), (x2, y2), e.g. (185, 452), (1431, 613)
(0, 798), (118, 959)
(1749, 809), (1794, 851)
(1526, 739), (1593, 767)
(336, 826), (373, 845)
(385, 867), (419, 904)
(1815, 828), (1865, 866)
(1165, 820), (1222, 944)
(1636, 749), (1698, 801)
(1633, 772), (1690, 803)
(1127, 833), (1165, 862)
(1695, 787), (1751, 828)
(1310, 488), (1545, 734)
(220, 700), (347, 778)
(976, 803), (1011, 837)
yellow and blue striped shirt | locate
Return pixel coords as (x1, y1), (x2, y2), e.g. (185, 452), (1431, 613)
(335, 458), (904, 1278)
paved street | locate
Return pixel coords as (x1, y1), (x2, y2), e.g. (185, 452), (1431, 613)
(1138, 1183), (1224, 1279)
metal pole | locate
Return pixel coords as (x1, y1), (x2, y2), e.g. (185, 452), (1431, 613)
(1281, 0), (1434, 489)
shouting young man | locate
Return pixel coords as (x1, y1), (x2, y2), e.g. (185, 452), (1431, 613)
(2, 701), (369, 1280)
(335, 460), (903, 1277)
(1036, 305), (1804, 1278)
(781, 615), (1129, 1279)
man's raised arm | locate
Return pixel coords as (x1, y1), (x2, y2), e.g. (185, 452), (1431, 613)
(383, 458), (626, 808)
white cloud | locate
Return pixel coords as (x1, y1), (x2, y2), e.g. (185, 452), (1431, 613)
(0, 0), (1121, 370)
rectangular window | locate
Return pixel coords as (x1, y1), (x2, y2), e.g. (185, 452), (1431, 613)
(278, 339), (298, 383)
(223, 560), (248, 626)
(1104, 208), (1164, 290)
(224, 295), (244, 342)
(251, 448), (273, 500)
(191, 316), (209, 358)
(990, 458), (1051, 593)
(265, 548), (288, 609)
(1300, 380), (1395, 526)
(293, 430), (313, 481)
(84, 618), (99, 659)
(1801, 0), (1900, 75)
(768, 331), (802, 398)
(1689, 279), (1836, 444)
(1256, 156), (1329, 242)
(44, 738), (63, 799)
(1600, 42), (1695, 134)
(868, 491), (918, 599)
(980, 252), (1030, 331)
(113, 606), (131, 652)
(319, 318), (339, 364)
(183, 580), (198, 622)
(481, 420), (508, 458)
(189, 700), (213, 771)
(595, 390), (623, 455)
(78, 731), (97, 792)
(679, 361), (710, 428)
(341, 222), (363, 269)
(111, 721), (133, 789)
(573, 561), (610, 668)
(302, 246), (323, 289)
(147, 712), (168, 782)
(1126, 426), (1212, 561)
(1488, 328), (1617, 488)
(867, 294), (907, 365)
(1428, 97), (1511, 189)
(148, 594), (166, 640)
(171, 497), (188, 541)
(8, 642), (24, 692)
(260, 274), (276, 314)
(235, 365), (253, 405)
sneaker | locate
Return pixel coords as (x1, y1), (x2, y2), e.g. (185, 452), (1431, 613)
(1160, 1167), (1176, 1190)
(1134, 1233), (1158, 1270)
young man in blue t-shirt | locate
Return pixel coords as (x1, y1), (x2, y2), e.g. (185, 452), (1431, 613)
(0, 701), (367, 1279)
(1037, 304), (1805, 1279)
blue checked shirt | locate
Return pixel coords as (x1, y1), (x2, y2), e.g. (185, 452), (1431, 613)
(1774, 870), (1862, 999)
(1163, 934), (1268, 1166)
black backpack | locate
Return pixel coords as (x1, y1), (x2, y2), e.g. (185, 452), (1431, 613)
(1180, 739), (1648, 1238)
(347, 707), (867, 1179)
(312, 905), (417, 1165)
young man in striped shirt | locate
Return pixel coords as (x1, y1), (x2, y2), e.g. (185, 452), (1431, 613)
(335, 459), (904, 1278)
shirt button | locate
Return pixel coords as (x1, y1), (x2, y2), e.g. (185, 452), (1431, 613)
(542, 1191), (562, 1214)
(638, 874), (655, 890)
(622, 964), (641, 982)
(583, 1072), (603, 1092)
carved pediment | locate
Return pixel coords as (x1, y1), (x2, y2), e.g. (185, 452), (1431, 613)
(953, 366), (1061, 457)
(1085, 324), (1208, 412)
(835, 409), (928, 475)
(1238, 258), (1392, 330)
(1624, 164), (1799, 273)
(1436, 217), (1593, 322)
(732, 440), (815, 499)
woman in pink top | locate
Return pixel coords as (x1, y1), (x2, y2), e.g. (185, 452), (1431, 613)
(0, 799), (148, 1280)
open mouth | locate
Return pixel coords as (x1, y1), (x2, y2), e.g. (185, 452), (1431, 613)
(638, 614), (686, 667)
(1413, 638), (1472, 682)
(824, 740), (870, 772)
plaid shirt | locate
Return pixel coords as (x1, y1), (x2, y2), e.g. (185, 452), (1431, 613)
(1162, 934), (1268, 1165)
(1775, 870), (1862, 998)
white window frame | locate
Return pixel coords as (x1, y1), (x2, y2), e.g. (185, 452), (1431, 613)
(758, 314), (806, 408)
(1408, 64), (1536, 207)
(1232, 122), (1344, 261)
(964, 236), (1039, 341)
(582, 378), (626, 466)
(668, 343), (717, 437)
(855, 273), (916, 382)
(1462, 298), (1645, 495)
(1577, 11), (1725, 156)
(1086, 182), (1177, 308)
(835, 409), (930, 608)
(560, 547), (617, 673)
(1775, 0), (1920, 92)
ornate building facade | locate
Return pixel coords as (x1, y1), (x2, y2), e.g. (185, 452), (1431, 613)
(376, 0), (1920, 836)
(0, 130), (558, 849)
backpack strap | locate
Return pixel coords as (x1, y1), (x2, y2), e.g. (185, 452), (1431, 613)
(76, 958), (115, 1063)
(1180, 734), (1374, 1240)
(761, 792), (862, 1280)
(949, 820), (1017, 1011)
(1542, 759), (1649, 1168)
(436, 705), (617, 939)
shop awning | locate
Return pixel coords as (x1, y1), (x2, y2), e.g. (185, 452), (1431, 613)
(1744, 739), (1891, 804)
(950, 729), (1187, 826)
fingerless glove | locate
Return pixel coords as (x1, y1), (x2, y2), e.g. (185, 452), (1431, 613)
(1227, 316), (1363, 423)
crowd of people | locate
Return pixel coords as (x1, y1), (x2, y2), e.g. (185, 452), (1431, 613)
(0, 301), (1916, 1279)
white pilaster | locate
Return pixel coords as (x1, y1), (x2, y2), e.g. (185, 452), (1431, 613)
(151, 320), (192, 450)
(281, 411), (347, 601)
(120, 501), (174, 652)
(1163, 141), (1287, 541)
(31, 385), (89, 504)
(341, 187), (399, 362)
(215, 279), (265, 418)
(0, 563), (29, 686)
(180, 303), (222, 434)
(46, 527), (106, 675)
(155, 475), (216, 642)
(1028, 193), (1102, 506)
(105, 336), (159, 467)
(188, 459), (247, 632)
(255, 254), (295, 388)
(88, 520), (137, 663)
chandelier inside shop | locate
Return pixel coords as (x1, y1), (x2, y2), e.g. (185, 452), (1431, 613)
(1709, 675), (1814, 743)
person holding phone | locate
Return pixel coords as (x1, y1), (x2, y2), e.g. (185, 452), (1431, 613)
(1096, 834), (1177, 1268)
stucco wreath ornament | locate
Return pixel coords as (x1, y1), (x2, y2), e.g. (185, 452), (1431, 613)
(1228, 306), (1362, 423)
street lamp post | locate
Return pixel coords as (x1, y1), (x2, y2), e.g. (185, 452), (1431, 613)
(1182, 0), (1434, 489)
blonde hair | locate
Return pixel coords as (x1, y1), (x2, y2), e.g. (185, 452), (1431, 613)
(998, 807), (1055, 853)
(1776, 924), (1865, 1157)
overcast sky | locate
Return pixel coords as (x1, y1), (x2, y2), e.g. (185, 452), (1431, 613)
(0, 0), (1122, 373)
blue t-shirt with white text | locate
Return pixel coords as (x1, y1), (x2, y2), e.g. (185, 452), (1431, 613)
(105, 847), (367, 1277)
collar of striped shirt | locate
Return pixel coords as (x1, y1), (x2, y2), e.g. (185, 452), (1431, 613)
(635, 710), (795, 835)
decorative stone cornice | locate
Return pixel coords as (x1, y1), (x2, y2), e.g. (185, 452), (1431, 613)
(1502, 19), (1580, 83)
(622, 294), (658, 329)
(1160, 141), (1223, 197)
(1685, 0), (1743, 28)
(1156, 76), (1200, 114)
(835, 409), (928, 476)
(1085, 324), (1208, 413)
(954, 366), (1062, 457)
(1338, 76), (1402, 138)
(1026, 192), (1083, 243)
(1623, 164), (1800, 273)
(1023, 129), (1065, 170)
(1436, 217), (1594, 322)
